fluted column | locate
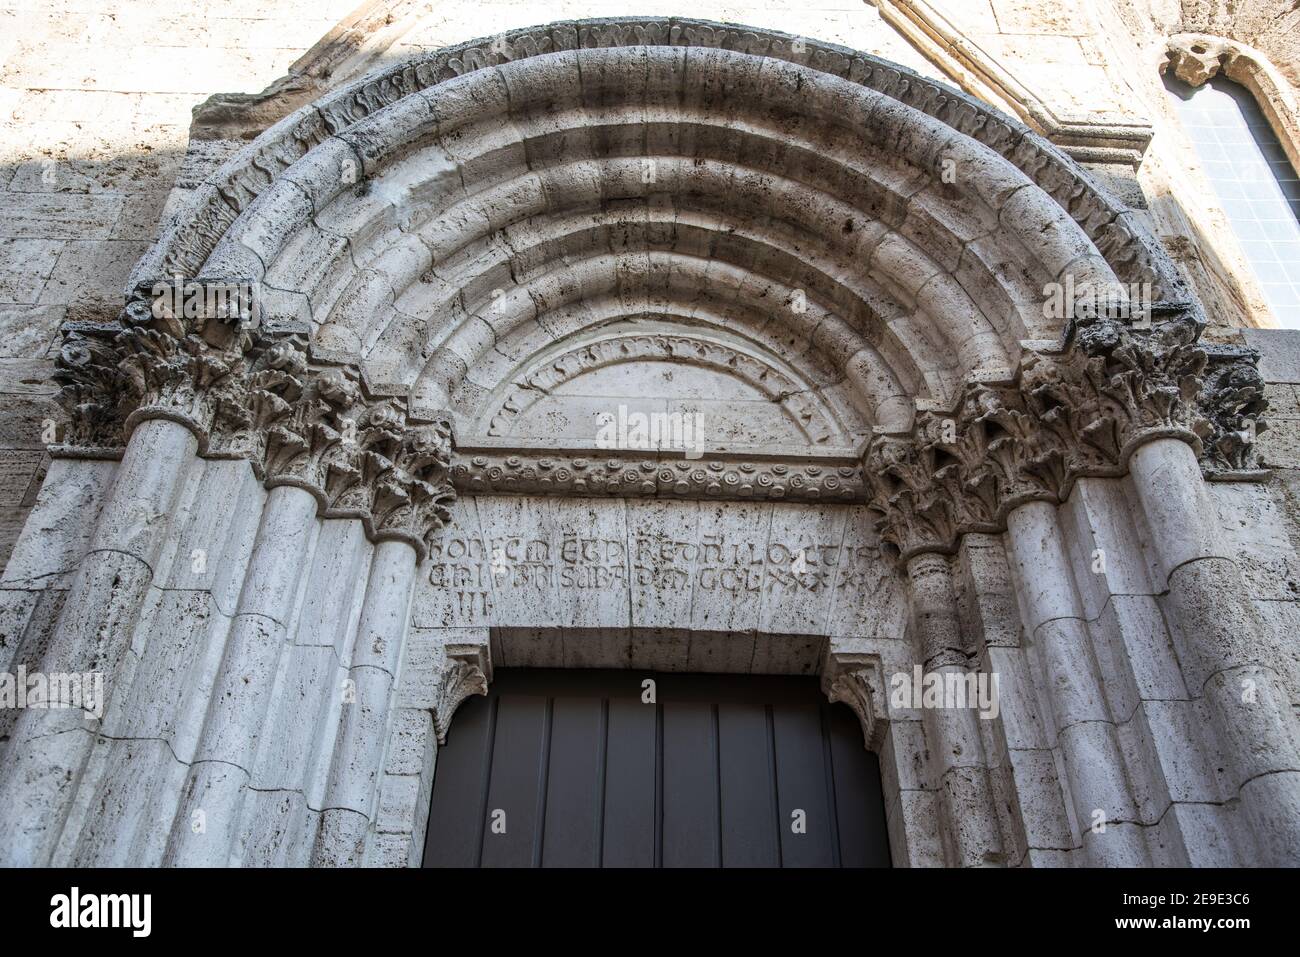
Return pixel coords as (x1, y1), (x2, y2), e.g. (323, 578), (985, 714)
(905, 553), (1005, 867)
(0, 417), (198, 866)
(1129, 438), (1300, 865)
(312, 540), (417, 866)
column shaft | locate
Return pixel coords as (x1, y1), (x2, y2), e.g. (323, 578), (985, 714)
(905, 553), (1005, 867)
(1129, 438), (1300, 865)
(312, 539), (417, 866)
(1004, 501), (1149, 865)
(164, 484), (320, 866)
(0, 418), (197, 866)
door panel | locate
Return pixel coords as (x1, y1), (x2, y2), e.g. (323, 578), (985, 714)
(661, 699), (720, 867)
(717, 702), (780, 867)
(478, 694), (549, 867)
(773, 702), (839, 866)
(600, 696), (657, 867)
(540, 696), (603, 867)
(422, 669), (891, 868)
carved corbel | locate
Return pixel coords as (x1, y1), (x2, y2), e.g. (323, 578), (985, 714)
(1198, 344), (1269, 475)
(822, 652), (889, 752)
(431, 642), (493, 744)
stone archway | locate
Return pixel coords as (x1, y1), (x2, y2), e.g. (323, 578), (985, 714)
(0, 18), (1291, 869)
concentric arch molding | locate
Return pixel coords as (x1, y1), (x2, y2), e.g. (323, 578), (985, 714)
(481, 329), (848, 445)
(129, 15), (1192, 312)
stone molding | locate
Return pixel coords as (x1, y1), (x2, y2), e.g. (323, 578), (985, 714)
(862, 306), (1269, 560)
(869, 0), (1155, 165)
(133, 17), (1189, 309)
(53, 296), (456, 558)
(451, 442), (865, 503)
(1163, 33), (1300, 175)
(189, 0), (428, 142)
(485, 332), (837, 444)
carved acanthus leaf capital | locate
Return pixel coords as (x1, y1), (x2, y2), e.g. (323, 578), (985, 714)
(863, 307), (1267, 559)
(52, 288), (458, 556)
(55, 288), (257, 449)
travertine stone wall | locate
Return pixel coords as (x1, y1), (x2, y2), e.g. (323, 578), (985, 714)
(5, 0), (1300, 570)
(0, 0), (363, 567)
(1, 441), (1296, 866)
(2, 1), (1300, 869)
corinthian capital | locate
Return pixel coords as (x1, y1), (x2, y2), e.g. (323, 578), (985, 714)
(55, 283), (259, 449)
(863, 306), (1268, 559)
(52, 285), (458, 555)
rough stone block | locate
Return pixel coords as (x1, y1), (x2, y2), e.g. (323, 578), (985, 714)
(1, 457), (116, 589)
(384, 708), (435, 778)
(1243, 327), (1300, 383)
(1006, 747), (1074, 851)
(1209, 481), (1300, 602)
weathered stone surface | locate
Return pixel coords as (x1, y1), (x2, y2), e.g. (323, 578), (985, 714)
(2, 8), (1299, 873)
(416, 496), (903, 658)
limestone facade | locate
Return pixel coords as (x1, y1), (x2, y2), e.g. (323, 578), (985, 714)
(1, 2), (1299, 867)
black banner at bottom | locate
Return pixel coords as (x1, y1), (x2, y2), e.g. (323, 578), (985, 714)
(0, 866), (1279, 942)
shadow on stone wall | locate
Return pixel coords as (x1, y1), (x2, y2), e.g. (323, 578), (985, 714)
(0, 145), (198, 570)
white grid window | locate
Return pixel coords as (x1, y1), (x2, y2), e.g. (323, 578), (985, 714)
(1166, 73), (1300, 329)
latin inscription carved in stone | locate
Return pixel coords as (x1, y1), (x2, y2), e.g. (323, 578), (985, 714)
(417, 498), (904, 637)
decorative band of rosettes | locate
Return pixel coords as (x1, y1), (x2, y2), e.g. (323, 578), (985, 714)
(450, 448), (866, 502)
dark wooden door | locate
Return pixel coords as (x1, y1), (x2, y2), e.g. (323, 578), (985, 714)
(422, 669), (891, 868)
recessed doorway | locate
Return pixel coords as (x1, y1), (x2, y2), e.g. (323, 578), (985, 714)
(423, 669), (891, 867)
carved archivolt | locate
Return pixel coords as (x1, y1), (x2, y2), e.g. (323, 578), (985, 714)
(51, 20), (1269, 564)
(863, 306), (1268, 559)
(135, 17), (1187, 309)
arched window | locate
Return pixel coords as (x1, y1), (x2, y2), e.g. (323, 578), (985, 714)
(1165, 72), (1300, 328)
